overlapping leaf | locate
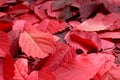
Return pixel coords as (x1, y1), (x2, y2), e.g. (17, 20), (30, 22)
(36, 19), (67, 34)
(0, 31), (10, 57)
(19, 30), (55, 58)
(3, 55), (15, 80)
(13, 58), (28, 80)
(65, 30), (101, 53)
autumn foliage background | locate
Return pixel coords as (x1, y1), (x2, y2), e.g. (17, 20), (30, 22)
(0, 0), (120, 80)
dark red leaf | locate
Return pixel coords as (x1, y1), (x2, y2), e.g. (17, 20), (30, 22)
(59, 5), (73, 20)
(7, 4), (29, 16)
(79, 1), (100, 21)
(102, 0), (120, 12)
(0, 59), (4, 80)
(3, 55), (15, 80)
(0, 16), (13, 31)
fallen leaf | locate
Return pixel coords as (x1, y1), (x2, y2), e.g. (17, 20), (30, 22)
(36, 18), (67, 34)
(0, 31), (10, 57)
(19, 30), (55, 58)
(45, 43), (76, 71)
(65, 30), (101, 53)
(99, 31), (120, 39)
(7, 4), (29, 16)
(3, 55), (15, 80)
(13, 58), (28, 80)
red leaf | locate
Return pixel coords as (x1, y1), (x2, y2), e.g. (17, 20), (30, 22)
(76, 13), (120, 31)
(101, 39), (115, 50)
(109, 20), (120, 31)
(0, 0), (6, 7)
(27, 71), (38, 80)
(0, 16), (13, 31)
(36, 19), (67, 34)
(0, 59), (4, 80)
(18, 13), (39, 24)
(39, 67), (56, 80)
(94, 64), (120, 80)
(0, 12), (6, 17)
(19, 30), (55, 58)
(13, 58), (28, 80)
(39, 53), (114, 80)
(34, 1), (52, 19)
(12, 20), (26, 32)
(107, 64), (120, 80)
(0, 31), (10, 57)
(54, 53), (114, 80)
(69, 20), (81, 28)
(93, 54), (115, 80)
(47, 8), (61, 19)
(3, 55), (15, 80)
(8, 30), (20, 56)
(76, 13), (106, 31)
(8, 20), (26, 56)
(99, 31), (120, 39)
(45, 43), (76, 71)
(7, 4), (29, 16)
(65, 30), (101, 53)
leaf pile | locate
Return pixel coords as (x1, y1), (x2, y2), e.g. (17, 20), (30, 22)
(0, 0), (120, 80)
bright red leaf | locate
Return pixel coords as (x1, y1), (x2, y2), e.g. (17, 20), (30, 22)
(3, 54), (15, 80)
(0, 16), (13, 31)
